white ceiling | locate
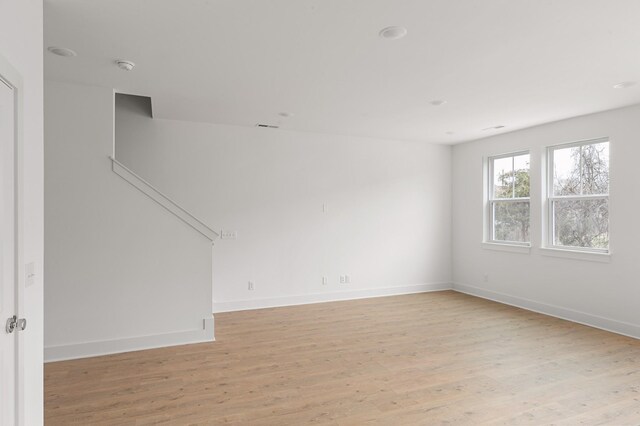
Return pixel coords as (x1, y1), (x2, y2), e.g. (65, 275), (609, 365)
(45, 0), (640, 144)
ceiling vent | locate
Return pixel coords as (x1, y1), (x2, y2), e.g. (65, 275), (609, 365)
(255, 123), (279, 129)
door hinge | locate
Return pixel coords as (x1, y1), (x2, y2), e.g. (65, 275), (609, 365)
(5, 315), (27, 334)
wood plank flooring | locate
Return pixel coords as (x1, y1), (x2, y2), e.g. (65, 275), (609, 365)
(44, 291), (640, 425)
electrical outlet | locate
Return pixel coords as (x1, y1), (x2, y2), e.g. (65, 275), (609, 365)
(340, 275), (346, 284)
(322, 276), (328, 285)
(345, 275), (351, 284)
(220, 230), (237, 240)
(248, 281), (254, 291)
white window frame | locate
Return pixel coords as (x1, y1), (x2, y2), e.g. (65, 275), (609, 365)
(546, 137), (610, 254)
(486, 151), (531, 247)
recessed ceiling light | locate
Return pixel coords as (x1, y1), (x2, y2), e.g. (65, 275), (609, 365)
(47, 46), (77, 57)
(379, 26), (407, 40)
(278, 112), (294, 118)
(430, 100), (447, 106)
(116, 60), (135, 71)
(613, 81), (636, 89)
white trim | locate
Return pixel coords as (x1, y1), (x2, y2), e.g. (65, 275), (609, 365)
(538, 247), (611, 263)
(1, 53), (25, 425)
(488, 149), (531, 162)
(481, 242), (531, 254)
(44, 317), (215, 363)
(547, 136), (610, 151)
(453, 283), (640, 340)
(213, 282), (452, 313)
(110, 157), (219, 241)
(111, 89), (116, 159)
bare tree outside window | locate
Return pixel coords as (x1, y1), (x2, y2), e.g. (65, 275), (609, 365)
(550, 140), (609, 251)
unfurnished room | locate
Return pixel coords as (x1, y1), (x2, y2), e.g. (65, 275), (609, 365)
(2, 0), (640, 424)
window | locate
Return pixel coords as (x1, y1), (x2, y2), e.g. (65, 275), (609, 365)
(487, 152), (530, 245)
(547, 138), (609, 252)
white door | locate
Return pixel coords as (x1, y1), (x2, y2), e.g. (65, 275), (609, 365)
(0, 76), (16, 425)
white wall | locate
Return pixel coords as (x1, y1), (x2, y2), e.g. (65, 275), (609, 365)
(44, 81), (214, 361)
(0, 0), (44, 423)
(115, 95), (453, 312)
(453, 104), (640, 337)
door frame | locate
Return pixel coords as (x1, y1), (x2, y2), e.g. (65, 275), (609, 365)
(0, 53), (25, 425)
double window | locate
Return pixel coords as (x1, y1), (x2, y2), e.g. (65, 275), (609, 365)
(487, 152), (530, 245)
(486, 138), (610, 254)
(548, 138), (609, 252)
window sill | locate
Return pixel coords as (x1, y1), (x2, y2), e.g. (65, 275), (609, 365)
(538, 247), (611, 263)
(481, 242), (531, 254)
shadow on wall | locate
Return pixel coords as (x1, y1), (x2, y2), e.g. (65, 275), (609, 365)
(115, 93), (153, 119)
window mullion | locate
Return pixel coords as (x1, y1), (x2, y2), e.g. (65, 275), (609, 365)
(491, 198), (530, 202)
(511, 156), (515, 198)
(549, 194), (607, 202)
(491, 201), (496, 241)
(579, 145), (583, 195)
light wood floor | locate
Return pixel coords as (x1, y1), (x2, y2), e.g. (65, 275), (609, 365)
(45, 291), (640, 425)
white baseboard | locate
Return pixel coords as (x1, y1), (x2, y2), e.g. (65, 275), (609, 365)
(213, 282), (452, 313)
(453, 283), (640, 340)
(44, 317), (215, 363)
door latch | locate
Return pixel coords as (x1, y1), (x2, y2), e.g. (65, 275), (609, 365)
(5, 315), (27, 334)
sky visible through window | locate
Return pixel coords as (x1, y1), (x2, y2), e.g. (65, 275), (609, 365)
(553, 142), (609, 196)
